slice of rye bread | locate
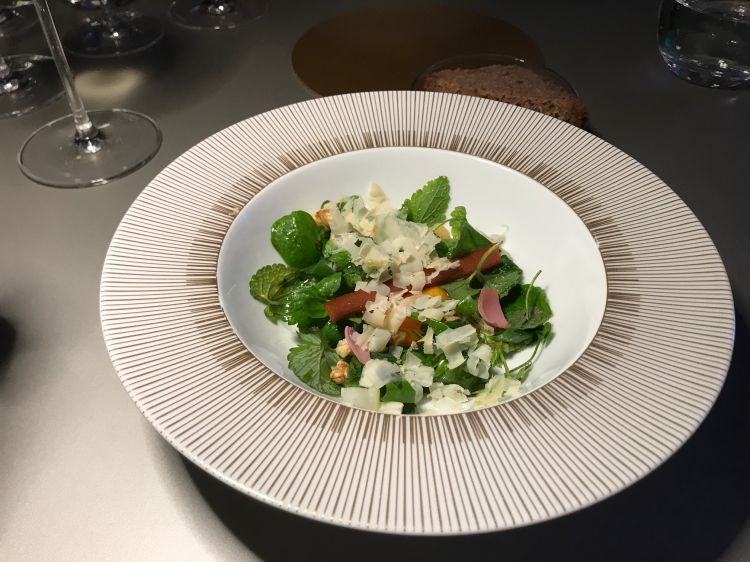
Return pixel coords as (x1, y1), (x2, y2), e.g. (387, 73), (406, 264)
(422, 64), (586, 127)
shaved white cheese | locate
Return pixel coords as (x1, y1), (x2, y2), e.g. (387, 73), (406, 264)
(354, 280), (390, 295)
(367, 328), (391, 352)
(473, 375), (522, 408)
(434, 324), (478, 368)
(390, 345), (404, 359)
(421, 326), (435, 354)
(362, 293), (390, 328)
(401, 352), (434, 388)
(378, 401), (404, 415)
(420, 382), (470, 413)
(357, 325), (392, 352)
(466, 343), (492, 379)
(443, 343), (467, 369)
(341, 386), (380, 411)
(384, 297), (411, 333)
(359, 359), (400, 389)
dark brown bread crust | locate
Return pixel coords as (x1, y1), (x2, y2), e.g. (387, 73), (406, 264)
(422, 64), (586, 127)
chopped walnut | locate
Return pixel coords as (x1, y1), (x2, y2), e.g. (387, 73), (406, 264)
(335, 339), (351, 358)
(313, 208), (331, 229)
(433, 225), (450, 240)
(330, 360), (349, 385)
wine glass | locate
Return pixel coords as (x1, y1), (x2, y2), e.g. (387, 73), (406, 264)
(18, 0), (161, 187)
(169, 0), (266, 30)
(0, 1), (37, 37)
(61, 0), (131, 8)
(62, 0), (162, 57)
(0, 53), (63, 118)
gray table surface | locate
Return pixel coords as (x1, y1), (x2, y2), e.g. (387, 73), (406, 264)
(1, 0), (748, 560)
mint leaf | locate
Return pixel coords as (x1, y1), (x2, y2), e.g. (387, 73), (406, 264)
(249, 263), (296, 314)
(400, 176), (450, 227)
(382, 380), (417, 403)
(287, 331), (341, 396)
(438, 206), (491, 258)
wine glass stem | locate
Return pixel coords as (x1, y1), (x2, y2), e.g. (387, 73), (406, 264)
(0, 56), (9, 80)
(31, 0), (100, 144)
(100, 0), (116, 33)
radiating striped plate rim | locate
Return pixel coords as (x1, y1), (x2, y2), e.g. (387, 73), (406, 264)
(100, 91), (735, 534)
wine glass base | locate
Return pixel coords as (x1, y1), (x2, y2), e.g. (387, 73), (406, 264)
(0, 54), (64, 119)
(170, 0), (266, 30)
(0, 4), (38, 38)
(62, 12), (164, 57)
(62, 0), (133, 9)
(18, 109), (162, 188)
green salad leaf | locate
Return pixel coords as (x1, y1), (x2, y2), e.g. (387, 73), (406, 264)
(483, 256), (523, 298)
(502, 284), (553, 329)
(271, 210), (325, 268)
(438, 206), (492, 258)
(400, 176), (450, 227)
(440, 276), (480, 300)
(345, 356), (364, 387)
(287, 331), (341, 396)
(249, 264), (296, 305)
(382, 380), (418, 403)
(433, 361), (486, 393)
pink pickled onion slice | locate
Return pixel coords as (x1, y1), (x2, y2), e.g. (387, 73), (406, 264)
(344, 326), (370, 364)
(478, 287), (510, 329)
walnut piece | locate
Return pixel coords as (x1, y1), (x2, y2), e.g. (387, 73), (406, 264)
(313, 208), (331, 229)
(335, 339), (351, 358)
(330, 360), (349, 385)
(433, 225), (451, 240)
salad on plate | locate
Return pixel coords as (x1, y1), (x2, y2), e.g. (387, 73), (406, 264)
(249, 176), (552, 414)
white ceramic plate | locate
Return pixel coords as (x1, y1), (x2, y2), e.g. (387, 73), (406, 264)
(217, 147), (608, 405)
(100, 91), (734, 534)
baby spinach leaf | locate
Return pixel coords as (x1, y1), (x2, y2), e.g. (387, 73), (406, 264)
(400, 176), (450, 227)
(321, 321), (343, 348)
(501, 284), (553, 329)
(287, 331), (341, 396)
(272, 272), (342, 329)
(315, 272), (342, 299)
(271, 211), (325, 268)
(482, 256), (523, 298)
(305, 259), (336, 280)
(437, 206), (492, 258)
(382, 381), (418, 403)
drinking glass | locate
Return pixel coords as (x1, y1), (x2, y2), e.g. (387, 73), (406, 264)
(169, 0), (265, 30)
(0, 53), (63, 118)
(658, 0), (750, 88)
(61, 0), (131, 8)
(62, 0), (162, 57)
(18, 0), (161, 187)
(0, 1), (37, 37)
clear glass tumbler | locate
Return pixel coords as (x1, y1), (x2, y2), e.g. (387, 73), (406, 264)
(658, 0), (750, 88)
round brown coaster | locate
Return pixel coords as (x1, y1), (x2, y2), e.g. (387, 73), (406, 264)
(292, 4), (543, 96)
